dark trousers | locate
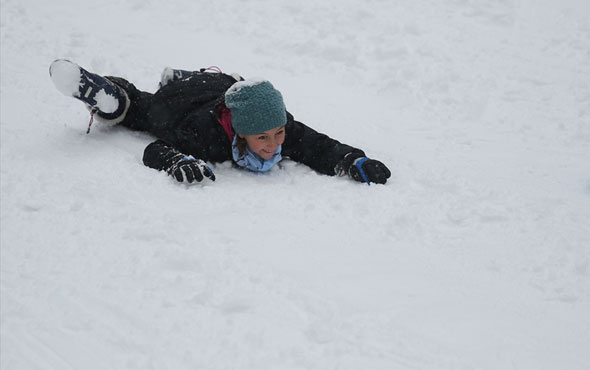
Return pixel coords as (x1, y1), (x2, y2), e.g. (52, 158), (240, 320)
(105, 72), (238, 137)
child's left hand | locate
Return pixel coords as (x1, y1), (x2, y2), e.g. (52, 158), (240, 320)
(348, 156), (391, 185)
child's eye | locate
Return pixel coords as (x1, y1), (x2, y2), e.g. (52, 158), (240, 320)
(276, 130), (284, 136)
(258, 136), (267, 140)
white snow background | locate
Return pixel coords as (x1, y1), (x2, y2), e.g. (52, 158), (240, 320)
(1, 0), (590, 369)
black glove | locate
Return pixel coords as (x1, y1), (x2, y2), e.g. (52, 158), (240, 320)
(143, 140), (215, 183)
(337, 153), (391, 185)
(166, 155), (215, 183)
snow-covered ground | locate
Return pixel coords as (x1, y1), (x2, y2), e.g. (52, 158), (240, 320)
(2, 0), (589, 369)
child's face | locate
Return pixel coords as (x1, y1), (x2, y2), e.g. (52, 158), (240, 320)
(240, 126), (286, 160)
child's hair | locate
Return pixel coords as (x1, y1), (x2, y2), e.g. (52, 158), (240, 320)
(235, 136), (248, 156)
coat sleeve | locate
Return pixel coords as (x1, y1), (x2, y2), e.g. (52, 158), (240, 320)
(142, 139), (185, 171)
(281, 112), (365, 176)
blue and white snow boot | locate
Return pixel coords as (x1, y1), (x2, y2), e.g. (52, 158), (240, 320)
(159, 67), (194, 88)
(49, 59), (129, 124)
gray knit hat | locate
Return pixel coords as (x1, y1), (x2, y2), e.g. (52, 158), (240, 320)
(225, 79), (286, 135)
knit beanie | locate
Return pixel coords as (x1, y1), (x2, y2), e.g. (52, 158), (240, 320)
(225, 79), (286, 135)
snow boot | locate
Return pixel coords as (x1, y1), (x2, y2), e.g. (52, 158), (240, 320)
(159, 67), (194, 88)
(49, 59), (130, 124)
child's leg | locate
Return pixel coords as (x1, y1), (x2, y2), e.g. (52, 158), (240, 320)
(158, 66), (243, 88)
(102, 76), (154, 131)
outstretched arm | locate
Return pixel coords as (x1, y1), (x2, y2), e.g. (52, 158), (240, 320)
(282, 113), (391, 184)
(143, 140), (215, 183)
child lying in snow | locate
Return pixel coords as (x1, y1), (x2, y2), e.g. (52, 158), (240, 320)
(49, 60), (391, 185)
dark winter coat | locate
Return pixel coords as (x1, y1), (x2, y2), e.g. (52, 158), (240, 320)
(107, 71), (365, 175)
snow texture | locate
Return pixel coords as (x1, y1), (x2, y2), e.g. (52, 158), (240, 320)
(49, 59), (81, 98)
(1, 0), (590, 369)
(93, 89), (118, 114)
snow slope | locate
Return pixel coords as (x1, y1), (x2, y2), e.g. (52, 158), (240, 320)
(1, 0), (589, 369)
